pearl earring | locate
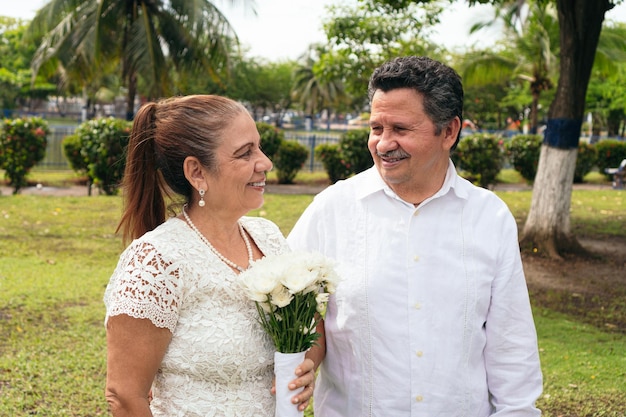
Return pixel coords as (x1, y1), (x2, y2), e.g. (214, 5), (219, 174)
(198, 189), (206, 207)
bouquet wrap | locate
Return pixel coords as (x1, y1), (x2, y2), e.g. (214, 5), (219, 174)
(274, 351), (306, 417)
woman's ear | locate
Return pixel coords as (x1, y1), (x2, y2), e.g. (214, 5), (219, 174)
(183, 156), (206, 191)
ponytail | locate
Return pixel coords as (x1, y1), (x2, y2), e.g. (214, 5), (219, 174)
(116, 102), (168, 245)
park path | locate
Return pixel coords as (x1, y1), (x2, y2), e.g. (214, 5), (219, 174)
(0, 183), (330, 197)
(0, 181), (614, 197)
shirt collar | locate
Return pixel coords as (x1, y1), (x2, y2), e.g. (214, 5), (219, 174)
(355, 160), (469, 205)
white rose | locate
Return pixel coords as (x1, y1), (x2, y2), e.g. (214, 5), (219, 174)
(270, 285), (293, 308)
(239, 256), (283, 301)
(281, 268), (319, 294)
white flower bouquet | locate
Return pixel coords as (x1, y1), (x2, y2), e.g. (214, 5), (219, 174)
(239, 251), (340, 353)
(238, 251), (340, 417)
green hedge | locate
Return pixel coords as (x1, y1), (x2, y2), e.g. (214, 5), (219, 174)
(504, 135), (602, 184)
(256, 122), (284, 161)
(338, 129), (372, 175)
(0, 116), (50, 194)
(274, 140), (309, 184)
(595, 139), (626, 180)
(574, 142), (598, 183)
(505, 134), (542, 183)
(314, 128), (372, 183)
(314, 143), (351, 184)
(63, 117), (131, 195)
(453, 133), (504, 188)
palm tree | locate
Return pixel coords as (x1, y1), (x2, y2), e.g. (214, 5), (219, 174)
(462, 0), (560, 133)
(29, 0), (251, 120)
(584, 22), (626, 139)
(292, 46), (348, 130)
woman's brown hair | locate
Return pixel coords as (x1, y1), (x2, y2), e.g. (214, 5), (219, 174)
(116, 95), (248, 245)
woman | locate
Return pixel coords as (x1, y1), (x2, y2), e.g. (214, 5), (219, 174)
(103, 95), (317, 416)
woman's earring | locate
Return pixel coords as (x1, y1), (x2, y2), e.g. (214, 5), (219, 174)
(198, 189), (206, 207)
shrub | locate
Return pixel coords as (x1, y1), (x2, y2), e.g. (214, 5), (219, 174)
(314, 129), (372, 183)
(62, 133), (88, 174)
(595, 139), (626, 180)
(504, 134), (542, 183)
(314, 143), (350, 183)
(574, 142), (598, 183)
(453, 133), (504, 188)
(0, 116), (50, 194)
(274, 140), (309, 184)
(338, 129), (372, 175)
(256, 122), (284, 161)
(71, 117), (132, 195)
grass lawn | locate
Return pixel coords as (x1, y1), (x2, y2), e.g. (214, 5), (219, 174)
(0, 169), (624, 416)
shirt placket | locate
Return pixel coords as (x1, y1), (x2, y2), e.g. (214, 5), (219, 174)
(407, 205), (427, 412)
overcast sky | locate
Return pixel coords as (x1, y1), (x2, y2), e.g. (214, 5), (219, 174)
(4, 0), (626, 61)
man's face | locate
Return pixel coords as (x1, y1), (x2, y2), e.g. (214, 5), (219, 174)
(368, 88), (457, 202)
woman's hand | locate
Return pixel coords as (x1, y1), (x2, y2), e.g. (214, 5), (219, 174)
(290, 357), (316, 411)
(273, 323), (325, 412)
(271, 357), (316, 412)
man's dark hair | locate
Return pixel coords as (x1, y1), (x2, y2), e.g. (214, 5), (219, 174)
(368, 56), (464, 148)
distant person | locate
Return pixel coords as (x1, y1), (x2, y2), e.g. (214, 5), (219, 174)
(288, 56), (543, 416)
(104, 95), (317, 416)
(505, 116), (522, 137)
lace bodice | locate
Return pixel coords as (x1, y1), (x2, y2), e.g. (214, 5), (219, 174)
(104, 216), (290, 416)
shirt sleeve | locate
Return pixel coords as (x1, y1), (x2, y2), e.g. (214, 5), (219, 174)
(484, 209), (543, 416)
(104, 240), (183, 333)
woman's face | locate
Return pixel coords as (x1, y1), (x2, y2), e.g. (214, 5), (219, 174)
(205, 112), (273, 215)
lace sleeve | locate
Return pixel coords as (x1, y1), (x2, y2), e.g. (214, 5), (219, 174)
(104, 240), (182, 332)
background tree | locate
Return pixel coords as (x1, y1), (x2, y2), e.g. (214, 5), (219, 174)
(583, 22), (626, 139)
(318, 1), (444, 103)
(29, 0), (252, 120)
(182, 54), (298, 124)
(462, 83), (511, 131)
(292, 45), (349, 129)
(0, 17), (56, 114)
(239, 60), (297, 126)
(462, 0), (560, 133)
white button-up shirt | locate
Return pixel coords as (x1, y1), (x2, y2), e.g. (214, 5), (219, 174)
(287, 162), (542, 417)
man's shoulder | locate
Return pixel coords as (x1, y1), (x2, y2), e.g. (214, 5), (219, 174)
(317, 168), (378, 199)
(453, 176), (514, 223)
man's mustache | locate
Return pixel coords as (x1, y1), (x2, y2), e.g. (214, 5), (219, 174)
(377, 149), (410, 159)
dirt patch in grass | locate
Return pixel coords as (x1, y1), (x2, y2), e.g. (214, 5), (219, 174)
(524, 236), (626, 333)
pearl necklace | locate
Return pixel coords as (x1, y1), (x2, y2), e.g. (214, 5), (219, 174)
(182, 205), (253, 272)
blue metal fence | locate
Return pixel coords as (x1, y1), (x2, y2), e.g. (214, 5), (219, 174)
(37, 125), (76, 170)
(34, 128), (341, 172)
(284, 132), (340, 172)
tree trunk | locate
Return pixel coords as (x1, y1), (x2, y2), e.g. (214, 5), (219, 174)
(125, 72), (137, 121)
(529, 90), (539, 134)
(521, 145), (581, 259)
(521, 0), (611, 259)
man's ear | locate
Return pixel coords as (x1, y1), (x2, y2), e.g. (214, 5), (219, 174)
(443, 117), (461, 151)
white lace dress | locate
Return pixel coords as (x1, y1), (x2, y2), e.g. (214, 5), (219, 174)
(104, 216), (290, 417)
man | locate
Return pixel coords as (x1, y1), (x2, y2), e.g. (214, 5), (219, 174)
(287, 56), (543, 416)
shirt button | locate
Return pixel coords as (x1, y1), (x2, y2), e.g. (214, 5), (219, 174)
(413, 210), (419, 217)
(416, 350), (423, 357)
(413, 255), (420, 262)
(415, 395), (423, 402)
(414, 302), (422, 310)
